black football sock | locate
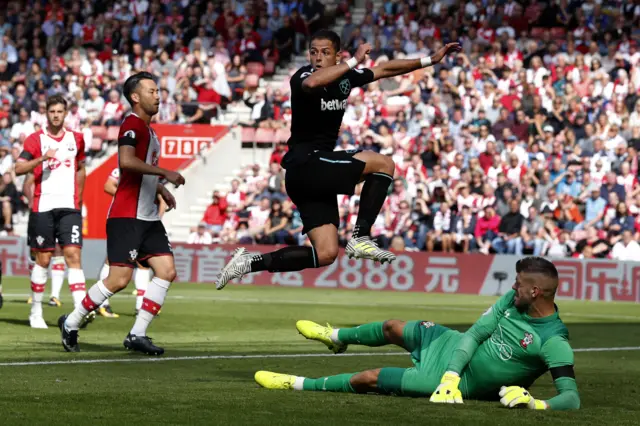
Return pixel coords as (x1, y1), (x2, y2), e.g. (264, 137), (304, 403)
(352, 172), (393, 239)
(250, 246), (319, 272)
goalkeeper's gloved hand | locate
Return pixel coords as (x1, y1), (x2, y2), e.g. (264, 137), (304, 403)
(429, 371), (463, 404)
(499, 386), (548, 410)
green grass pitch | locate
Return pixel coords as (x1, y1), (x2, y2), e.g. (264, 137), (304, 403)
(1, 277), (640, 425)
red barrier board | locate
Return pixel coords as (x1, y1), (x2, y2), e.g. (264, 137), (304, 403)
(83, 124), (228, 239)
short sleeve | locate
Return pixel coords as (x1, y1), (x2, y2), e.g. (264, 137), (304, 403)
(118, 116), (142, 147)
(290, 66), (312, 96)
(348, 68), (375, 88)
(109, 168), (119, 182)
(74, 131), (86, 163)
(18, 133), (41, 162)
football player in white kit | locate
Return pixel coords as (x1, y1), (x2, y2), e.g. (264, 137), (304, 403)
(16, 95), (88, 329)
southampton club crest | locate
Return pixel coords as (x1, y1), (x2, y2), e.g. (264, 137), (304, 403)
(339, 78), (351, 95)
(520, 332), (534, 349)
(129, 249), (138, 261)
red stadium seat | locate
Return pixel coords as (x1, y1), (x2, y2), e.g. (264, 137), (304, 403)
(246, 62), (265, 77)
(90, 137), (103, 151)
(245, 74), (259, 89)
(255, 128), (276, 144)
(530, 27), (545, 38)
(241, 127), (256, 143)
(106, 126), (119, 141)
(551, 27), (566, 39)
(91, 126), (106, 139)
(275, 127), (291, 143)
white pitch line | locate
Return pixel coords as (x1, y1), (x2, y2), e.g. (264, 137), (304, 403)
(0, 346), (639, 368)
(4, 293), (640, 321)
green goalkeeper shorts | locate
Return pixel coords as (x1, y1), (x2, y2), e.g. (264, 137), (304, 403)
(377, 320), (461, 397)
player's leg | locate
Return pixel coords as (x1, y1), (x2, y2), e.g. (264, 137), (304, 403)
(28, 211), (55, 328)
(215, 196), (339, 290)
(344, 151), (396, 262)
(59, 219), (138, 351)
(57, 210), (86, 309)
(94, 260), (120, 318)
(125, 221), (175, 355)
(133, 263), (151, 313)
(296, 319), (408, 353)
(48, 245), (65, 307)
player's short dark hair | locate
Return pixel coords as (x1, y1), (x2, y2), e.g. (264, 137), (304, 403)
(310, 30), (341, 52)
(46, 94), (67, 110)
(123, 72), (156, 106)
(515, 257), (559, 280)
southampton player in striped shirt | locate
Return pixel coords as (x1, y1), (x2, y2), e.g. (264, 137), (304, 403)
(16, 95), (88, 329)
(98, 166), (167, 316)
(255, 257), (580, 411)
(59, 72), (185, 355)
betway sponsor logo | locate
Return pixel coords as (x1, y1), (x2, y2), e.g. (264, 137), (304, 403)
(321, 98), (347, 111)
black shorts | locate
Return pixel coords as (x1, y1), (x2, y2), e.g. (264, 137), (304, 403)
(107, 218), (173, 268)
(284, 149), (365, 234)
(28, 209), (82, 251)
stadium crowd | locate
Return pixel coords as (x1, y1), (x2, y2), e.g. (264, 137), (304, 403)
(195, 0), (640, 262)
(0, 0), (639, 261)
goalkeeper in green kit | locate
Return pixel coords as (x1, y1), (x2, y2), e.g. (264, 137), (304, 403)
(255, 257), (580, 410)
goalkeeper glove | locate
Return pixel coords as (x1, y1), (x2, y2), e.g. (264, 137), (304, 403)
(429, 371), (463, 404)
(499, 386), (548, 410)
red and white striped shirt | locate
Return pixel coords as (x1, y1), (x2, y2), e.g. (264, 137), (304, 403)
(108, 114), (161, 221)
(19, 129), (85, 212)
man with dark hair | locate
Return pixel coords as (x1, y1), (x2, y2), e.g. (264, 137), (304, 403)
(59, 72), (185, 355)
(254, 257), (581, 411)
(216, 30), (460, 289)
(16, 94), (87, 329)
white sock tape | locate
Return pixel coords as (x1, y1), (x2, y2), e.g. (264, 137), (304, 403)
(421, 56), (432, 68)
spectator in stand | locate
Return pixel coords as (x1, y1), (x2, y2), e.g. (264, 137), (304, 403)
(516, 205), (545, 256)
(0, 171), (19, 233)
(492, 199), (524, 254)
(611, 230), (640, 261)
(202, 191), (228, 235)
(157, 88), (177, 123)
(604, 202), (635, 237)
(258, 199), (289, 245)
(475, 205), (501, 255)
(84, 87), (105, 124)
(10, 108), (35, 143)
(187, 223), (213, 245)
(101, 90), (125, 126)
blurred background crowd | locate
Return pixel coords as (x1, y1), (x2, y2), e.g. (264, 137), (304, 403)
(1, 0), (640, 261)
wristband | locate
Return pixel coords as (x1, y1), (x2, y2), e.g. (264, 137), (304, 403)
(421, 56), (432, 68)
(346, 57), (358, 70)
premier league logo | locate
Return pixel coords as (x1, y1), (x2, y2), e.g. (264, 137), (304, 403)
(339, 79), (351, 95)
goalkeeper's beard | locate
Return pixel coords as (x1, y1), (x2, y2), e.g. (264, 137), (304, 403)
(513, 294), (531, 313)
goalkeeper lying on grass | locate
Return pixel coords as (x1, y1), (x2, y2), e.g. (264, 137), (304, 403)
(255, 256), (580, 410)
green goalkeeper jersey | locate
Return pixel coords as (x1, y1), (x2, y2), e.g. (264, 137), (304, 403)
(452, 290), (576, 404)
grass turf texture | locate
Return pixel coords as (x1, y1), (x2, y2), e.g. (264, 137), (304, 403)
(0, 277), (639, 425)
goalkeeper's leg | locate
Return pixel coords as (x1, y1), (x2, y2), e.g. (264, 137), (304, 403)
(296, 319), (408, 353)
(255, 369), (385, 394)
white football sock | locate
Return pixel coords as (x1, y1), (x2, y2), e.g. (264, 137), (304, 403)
(50, 256), (65, 300)
(65, 281), (113, 330)
(130, 277), (171, 336)
(134, 267), (150, 311)
(99, 263), (109, 281)
(67, 268), (87, 308)
(29, 264), (48, 318)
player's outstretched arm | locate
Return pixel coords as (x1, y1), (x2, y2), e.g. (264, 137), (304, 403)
(119, 145), (185, 187)
(370, 43), (461, 82)
(302, 43), (372, 91)
(431, 291), (514, 404)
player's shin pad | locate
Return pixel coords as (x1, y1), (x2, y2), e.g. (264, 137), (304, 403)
(429, 371), (463, 404)
(499, 386), (547, 410)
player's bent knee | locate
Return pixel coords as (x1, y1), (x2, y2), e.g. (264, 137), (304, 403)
(382, 320), (406, 344)
(155, 265), (177, 283)
(381, 155), (395, 174)
(350, 369), (381, 392)
(63, 249), (81, 268)
(35, 252), (52, 267)
(315, 246), (338, 266)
